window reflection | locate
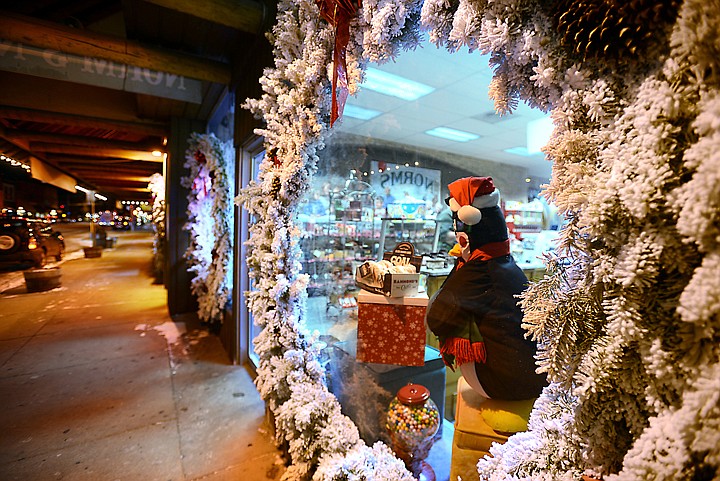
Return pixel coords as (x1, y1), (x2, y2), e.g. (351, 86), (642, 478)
(248, 149), (265, 366)
(294, 40), (559, 430)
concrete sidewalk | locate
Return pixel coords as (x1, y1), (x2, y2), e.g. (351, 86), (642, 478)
(0, 231), (284, 481)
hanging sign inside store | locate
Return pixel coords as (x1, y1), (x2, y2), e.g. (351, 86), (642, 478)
(370, 160), (441, 219)
(370, 160), (441, 211)
(0, 39), (202, 104)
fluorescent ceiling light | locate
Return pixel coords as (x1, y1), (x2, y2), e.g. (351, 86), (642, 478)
(75, 185), (90, 193)
(425, 127), (479, 142)
(344, 104), (381, 120)
(504, 146), (543, 157)
(95, 193), (108, 201)
(361, 68), (434, 101)
(527, 116), (553, 153)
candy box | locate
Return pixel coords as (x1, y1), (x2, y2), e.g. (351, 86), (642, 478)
(357, 266), (420, 297)
(357, 291), (428, 366)
(386, 273), (420, 297)
(355, 242), (424, 297)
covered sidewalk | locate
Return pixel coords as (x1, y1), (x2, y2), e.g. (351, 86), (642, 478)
(0, 231), (283, 481)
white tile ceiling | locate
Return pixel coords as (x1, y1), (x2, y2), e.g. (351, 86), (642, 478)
(336, 40), (553, 179)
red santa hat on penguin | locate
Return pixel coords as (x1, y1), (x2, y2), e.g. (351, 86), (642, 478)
(446, 176), (500, 226)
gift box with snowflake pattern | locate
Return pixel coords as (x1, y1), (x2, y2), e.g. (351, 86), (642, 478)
(356, 291), (429, 366)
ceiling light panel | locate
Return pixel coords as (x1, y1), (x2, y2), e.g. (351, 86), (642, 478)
(425, 127), (480, 142)
(343, 104), (382, 120)
(504, 146), (544, 157)
(361, 68), (435, 101)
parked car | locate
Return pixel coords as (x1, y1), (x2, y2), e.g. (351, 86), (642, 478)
(0, 217), (65, 268)
(112, 216), (132, 230)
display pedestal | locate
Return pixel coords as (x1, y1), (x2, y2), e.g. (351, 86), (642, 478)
(356, 291), (428, 366)
(449, 377), (535, 481)
(417, 461), (436, 481)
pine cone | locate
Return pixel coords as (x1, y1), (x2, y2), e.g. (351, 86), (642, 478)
(270, 175), (281, 198)
(548, 0), (682, 61)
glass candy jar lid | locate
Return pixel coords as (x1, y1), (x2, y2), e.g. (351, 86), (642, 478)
(397, 383), (430, 405)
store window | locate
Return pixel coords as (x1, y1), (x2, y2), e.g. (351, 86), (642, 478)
(292, 40), (559, 429)
(299, 45), (558, 328)
(241, 145), (265, 368)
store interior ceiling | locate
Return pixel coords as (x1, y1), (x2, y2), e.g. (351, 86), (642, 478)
(337, 41), (553, 180)
(0, 0), (552, 205)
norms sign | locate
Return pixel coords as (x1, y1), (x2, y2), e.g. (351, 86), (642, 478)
(378, 169), (437, 190)
(370, 160), (441, 205)
(0, 40), (201, 103)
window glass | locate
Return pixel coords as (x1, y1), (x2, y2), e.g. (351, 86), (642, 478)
(298, 40), (559, 435)
(248, 149), (264, 366)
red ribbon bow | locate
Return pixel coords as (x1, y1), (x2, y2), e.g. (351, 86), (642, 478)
(316, 0), (361, 126)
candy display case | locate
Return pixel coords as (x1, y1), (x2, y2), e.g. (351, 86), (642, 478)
(377, 218), (440, 258)
(325, 343), (446, 445)
(505, 200), (545, 234)
(299, 183), (380, 301)
(387, 383), (441, 480)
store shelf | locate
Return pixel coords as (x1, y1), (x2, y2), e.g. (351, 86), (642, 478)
(378, 218), (440, 256)
(505, 200), (545, 234)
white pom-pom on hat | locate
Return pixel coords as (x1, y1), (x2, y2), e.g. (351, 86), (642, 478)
(458, 205), (482, 225)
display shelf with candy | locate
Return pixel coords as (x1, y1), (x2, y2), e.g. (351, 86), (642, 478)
(378, 218), (440, 258)
(504, 200), (545, 234)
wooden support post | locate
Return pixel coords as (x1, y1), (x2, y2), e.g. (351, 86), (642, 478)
(165, 117), (203, 316)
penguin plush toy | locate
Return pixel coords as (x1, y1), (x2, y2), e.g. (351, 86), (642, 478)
(426, 176), (547, 400)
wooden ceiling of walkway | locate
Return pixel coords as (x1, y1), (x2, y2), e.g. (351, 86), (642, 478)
(0, 0), (272, 201)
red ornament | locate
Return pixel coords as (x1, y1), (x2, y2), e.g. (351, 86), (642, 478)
(267, 150), (283, 199)
(269, 150), (282, 168)
(194, 150), (207, 164)
(316, 0), (361, 126)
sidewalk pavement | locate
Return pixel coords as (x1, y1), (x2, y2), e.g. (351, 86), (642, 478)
(0, 231), (284, 481)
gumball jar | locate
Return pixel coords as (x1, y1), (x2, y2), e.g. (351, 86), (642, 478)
(386, 383), (440, 481)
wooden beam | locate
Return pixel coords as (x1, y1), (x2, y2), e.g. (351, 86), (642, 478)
(73, 173), (152, 182)
(73, 176), (152, 186)
(105, 186), (150, 192)
(54, 157), (158, 166)
(0, 106), (168, 137)
(69, 173), (151, 183)
(30, 142), (164, 162)
(141, 0), (265, 34)
(56, 160), (160, 172)
(0, 12), (232, 84)
(4, 128), (164, 152)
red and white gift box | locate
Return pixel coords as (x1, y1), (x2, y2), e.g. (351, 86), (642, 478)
(356, 291), (429, 366)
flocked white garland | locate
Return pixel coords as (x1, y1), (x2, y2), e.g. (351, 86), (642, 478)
(183, 133), (235, 324)
(238, 0), (720, 479)
(148, 172), (166, 280)
(236, 0), (422, 478)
